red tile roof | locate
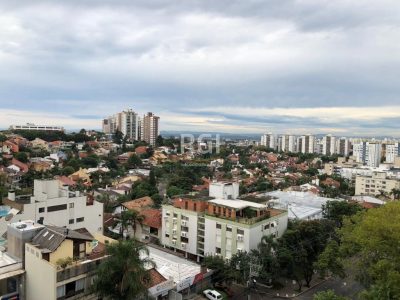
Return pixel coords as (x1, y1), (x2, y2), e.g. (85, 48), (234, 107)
(145, 268), (167, 288)
(141, 209), (162, 229)
(122, 196), (154, 211)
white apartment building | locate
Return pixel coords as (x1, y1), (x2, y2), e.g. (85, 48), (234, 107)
(356, 171), (400, 195)
(10, 123), (64, 132)
(353, 142), (382, 167)
(386, 143), (400, 163)
(203, 199), (287, 259)
(278, 135), (296, 153)
(1, 180), (103, 236)
(336, 137), (351, 157)
(120, 109), (140, 141)
(141, 112), (160, 146)
(261, 133), (276, 150)
(209, 181), (239, 199)
(301, 134), (315, 154)
(161, 182), (288, 261)
(322, 134), (336, 156)
(355, 171), (400, 196)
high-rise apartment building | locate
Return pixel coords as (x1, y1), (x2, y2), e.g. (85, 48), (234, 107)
(353, 142), (382, 167)
(279, 134), (296, 153)
(103, 109), (160, 144)
(260, 132), (276, 150)
(301, 134), (315, 154)
(322, 134), (336, 156)
(386, 142), (400, 163)
(336, 137), (351, 157)
(120, 109), (140, 141)
(141, 112), (160, 146)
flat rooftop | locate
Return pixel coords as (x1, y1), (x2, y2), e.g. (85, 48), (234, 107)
(9, 220), (44, 232)
(288, 205), (322, 220)
(263, 191), (342, 208)
(144, 246), (201, 284)
(209, 199), (266, 210)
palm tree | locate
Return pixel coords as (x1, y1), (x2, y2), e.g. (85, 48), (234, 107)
(93, 239), (155, 299)
(391, 188), (400, 200)
(120, 210), (144, 239)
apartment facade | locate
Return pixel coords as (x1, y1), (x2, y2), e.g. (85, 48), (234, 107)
(10, 123), (64, 132)
(24, 225), (110, 300)
(355, 171), (400, 196)
(141, 112), (160, 146)
(336, 137), (351, 157)
(261, 133), (276, 150)
(322, 134), (336, 156)
(1, 179), (103, 236)
(386, 143), (400, 163)
(353, 142), (382, 167)
(161, 182), (288, 261)
(301, 134), (315, 154)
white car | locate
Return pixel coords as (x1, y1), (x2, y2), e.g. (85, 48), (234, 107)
(203, 289), (223, 300)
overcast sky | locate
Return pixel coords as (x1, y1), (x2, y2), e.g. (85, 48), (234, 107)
(0, 0), (399, 136)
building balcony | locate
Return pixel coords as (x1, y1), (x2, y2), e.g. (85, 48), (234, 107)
(56, 256), (106, 283)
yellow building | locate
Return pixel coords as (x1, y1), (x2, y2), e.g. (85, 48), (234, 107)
(25, 225), (111, 300)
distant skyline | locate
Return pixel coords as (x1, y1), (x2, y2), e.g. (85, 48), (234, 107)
(0, 1), (400, 136)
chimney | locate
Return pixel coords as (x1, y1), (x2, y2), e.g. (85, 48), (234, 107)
(8, 190), (15, 201)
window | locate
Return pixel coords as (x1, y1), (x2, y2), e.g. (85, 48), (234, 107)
(57, 285), (66, 299)
(216, 223), (221, 229)
(76, 217), (84, 223)
(69, 203), (74, 208)
(264, 224), (270, 230)
(194, 203), (197, 211)
(185, 201), (188, 209)
(165, 233), (169, 238)
(38, 207), (45, 213)
(47, 204), (67, 212)
(237, 229), (244, 235)
(216, 247), (221, 254)
(226, 226), (232, 232)
(69, 219), (74, 224)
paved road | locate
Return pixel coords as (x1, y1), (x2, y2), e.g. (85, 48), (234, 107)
(295, 278), (362, 300)
(231, 278), (363, 300)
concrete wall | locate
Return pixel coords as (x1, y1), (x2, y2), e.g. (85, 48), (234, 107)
(25, 244), (56, 300)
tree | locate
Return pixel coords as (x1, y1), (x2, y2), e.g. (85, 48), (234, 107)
(277, 220), (335, 290)
(62, 166), (75, 176)
(313, 290), (348, 300)
(127, 154), (142, 168)
(0, 134), (7, 142)
(322, 200), (363, 228)
(391, 188), (400, 200)
(252, 235), (279, 284)
(120, 210), (144, 239)
(166, 186), (184, 197)
(203, 255), (238, 285)
(155, 135), (164, 147)
(335, 202), (400, 298)
(315, 240), (345, 278)
(93, 240), (154, 299)
(113, 130), (124, 145)
(15, 152), (28, 163)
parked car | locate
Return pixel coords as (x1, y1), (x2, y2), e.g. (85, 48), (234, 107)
(203, 289), (223, 300)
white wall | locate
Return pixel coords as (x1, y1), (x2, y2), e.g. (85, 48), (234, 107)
(25, 244), (56, 300)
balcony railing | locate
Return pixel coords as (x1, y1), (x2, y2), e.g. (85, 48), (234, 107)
(56, 257), (106, 282)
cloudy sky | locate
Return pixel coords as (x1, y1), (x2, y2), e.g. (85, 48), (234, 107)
(0, 0), (399, 136)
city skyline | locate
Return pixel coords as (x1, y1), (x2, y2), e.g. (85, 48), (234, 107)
(1, 1), (400, 135)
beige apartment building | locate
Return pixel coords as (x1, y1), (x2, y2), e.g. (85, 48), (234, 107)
(355, 171), (400, 196)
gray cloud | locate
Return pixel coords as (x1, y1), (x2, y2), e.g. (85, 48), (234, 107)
(0, 0), (399, 134)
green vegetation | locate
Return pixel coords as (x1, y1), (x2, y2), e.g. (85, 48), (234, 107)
(93, 240), (154, 300)
(313, 290), (348, 300)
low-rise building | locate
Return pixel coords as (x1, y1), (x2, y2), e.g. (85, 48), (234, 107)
(355, 171), (400, 196)
(1, 179), (103, 236)
(161, 187), (288, 261)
